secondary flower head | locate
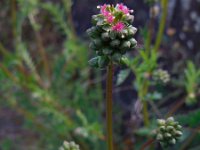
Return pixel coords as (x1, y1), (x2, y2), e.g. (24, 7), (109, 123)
(87, 3), (137, 68)
(116, 3), (133, 15)
(112, 22), (125, 32)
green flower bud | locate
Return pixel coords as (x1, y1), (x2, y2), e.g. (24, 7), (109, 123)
(101, 32), (110, 41)
(112, 53), (122, 63)
(121, 29), (129, 37)
(89, 42), (98, 51)
(126, 15), (134, 24)
(128, 26), (137, 36)
(87, 27), (99, 38)
(93, 38), (102, 47)
(120, 56), (130, 66)
(98, 56), (109, 68)
(175, 131), (183, 137)
(159, 126), (166, 132)
(169, 138), (176, 145)
(156, 134), (163, 141)
(109, 31), (117, 40)
(166, 117), (175, 124)
(166, 126), (174, 132)
(177, 125), (182, 130)
(129, 38), (137, 48)
(120, 41), (131, 50)
(59, 141), (80, 150)
(110, 39), (120, 48)
(102, 48), (113, 55)
(157, 119), (166, 126)
(164, 133), (172, 138)
(153, 69), (170, 84)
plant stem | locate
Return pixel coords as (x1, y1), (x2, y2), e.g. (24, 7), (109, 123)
(141, 81), (150, 126)
(140, 139), (154, 150)
(142, 101), (150, 126)
(106, 62), (114, 150)
(154, 0), (168, 52)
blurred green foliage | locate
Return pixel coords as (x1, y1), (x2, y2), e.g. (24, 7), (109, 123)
(0, 0), (105, 149)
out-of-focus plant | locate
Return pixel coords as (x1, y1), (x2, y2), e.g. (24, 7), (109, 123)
(156, 117), (183, 147)
(184, 61), (200, 105)
(59, 141), (80, 150)
(0, 0), (105, 149)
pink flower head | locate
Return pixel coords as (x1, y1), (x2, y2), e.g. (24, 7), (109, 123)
(106, 15), (115, 23)
(98, 4), (114, 24)
(112, 22), (125, 32)
(99, 4), (109, 16)
(116, 3), (133, 15)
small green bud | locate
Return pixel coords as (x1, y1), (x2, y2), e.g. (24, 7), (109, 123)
(169, 138), (176, 145)
(112, 53), (122, 63)
(164, 133), (172, 138)
(98, 56), (109, 68)
(128, 26), (137, 36)
(166, 126), (174, 132)
(60, 141), (80, 150)
(120, 41), (131, 50)
(101, 32), (110, 41)
(176, 125), (182, 130)
(102, 48), (113, 55)
(175, 131), (183, 137)
(121, 29), (128, 37)
(120, 56), (130, 66)
(93, 38), (102, 47)
(157, 119), (166, 126)
(159, 126), (166, 132)
(109, 31), (117, 39)
(110, 39), (120, 47)
(89, 42), (98, 51)
(166, 117), (174, 124)
(129, 38), (137, 48)
(126, 15), (134, 23)
(156, 134), (163, 141)
(87, 27), (99, 38)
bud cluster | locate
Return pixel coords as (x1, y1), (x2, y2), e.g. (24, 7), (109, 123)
(156, 117), (183, 147)
(153, 69), (170, 84)
(87, 3), (137, 68)
(59, 141), (80, 150)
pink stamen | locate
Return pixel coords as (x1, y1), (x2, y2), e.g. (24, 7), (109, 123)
(112, 22), (125, 32)
(99, 4), (114, 24)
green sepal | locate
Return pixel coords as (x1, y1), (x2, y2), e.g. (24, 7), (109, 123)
(88, 57), (99, 68)
(112, 53), (122, 63)
(98, 56), (109, 68)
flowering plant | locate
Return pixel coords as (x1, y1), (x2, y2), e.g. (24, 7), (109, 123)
(87, 3), (137, 68)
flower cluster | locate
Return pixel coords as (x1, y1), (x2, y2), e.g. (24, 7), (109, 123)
(153, 69), (170, 84)
(87, 3), (137, 68)
(59, 141), (80, 150)
(156, 117), (183, 147)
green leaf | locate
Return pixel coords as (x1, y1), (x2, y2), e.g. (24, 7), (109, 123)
(177, 109), (200, 128)
(88, 57), (99, 68)
(116, 69), (131, 86)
